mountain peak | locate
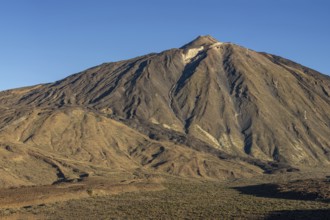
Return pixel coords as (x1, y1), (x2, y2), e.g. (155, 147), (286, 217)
(181, 35), (220, 50)
(0, 34), (330, 188)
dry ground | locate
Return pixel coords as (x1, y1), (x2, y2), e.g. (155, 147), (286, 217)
(0, 171), (329, 219)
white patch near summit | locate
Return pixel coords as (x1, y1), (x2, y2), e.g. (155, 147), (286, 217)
(182, 46), (204, 63)
(209, 42), (223, 49)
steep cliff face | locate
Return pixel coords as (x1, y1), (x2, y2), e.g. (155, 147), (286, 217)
(0, 35), (329, 186)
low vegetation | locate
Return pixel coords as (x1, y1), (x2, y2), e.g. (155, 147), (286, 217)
(1, 174), (329, 219)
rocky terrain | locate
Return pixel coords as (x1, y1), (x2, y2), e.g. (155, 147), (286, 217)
(0, 35), (329, 219)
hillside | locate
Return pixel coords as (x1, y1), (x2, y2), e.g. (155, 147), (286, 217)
(0, 35), (330, 187)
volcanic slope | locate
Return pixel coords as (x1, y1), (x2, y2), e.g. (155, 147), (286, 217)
(0, 35), (330, 187)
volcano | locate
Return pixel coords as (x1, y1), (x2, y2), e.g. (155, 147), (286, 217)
(0, 35), (329, 187)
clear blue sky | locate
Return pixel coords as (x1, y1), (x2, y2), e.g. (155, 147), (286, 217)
(0, 0), (329, 91)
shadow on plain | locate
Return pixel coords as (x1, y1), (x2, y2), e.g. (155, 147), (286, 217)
(266, 209), (330, 220)
(233, 183), (330, 220)
(233, 183), (326, 202)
